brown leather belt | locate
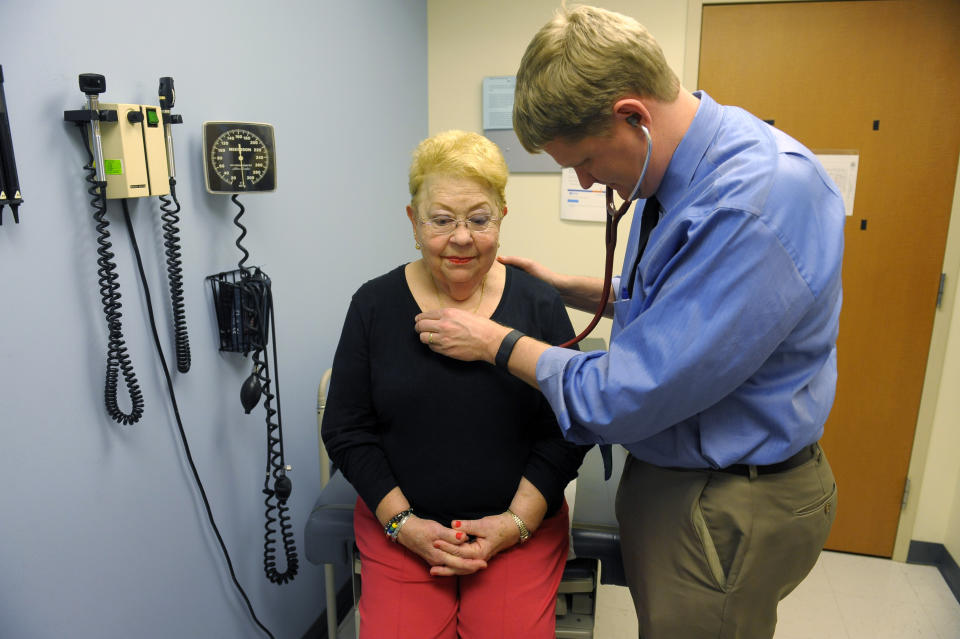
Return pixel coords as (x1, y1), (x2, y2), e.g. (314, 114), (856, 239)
(718, 444), (819, 477)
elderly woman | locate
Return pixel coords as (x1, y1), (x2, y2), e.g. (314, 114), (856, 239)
(321, 130), (587, 638)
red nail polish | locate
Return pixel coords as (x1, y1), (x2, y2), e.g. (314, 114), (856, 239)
(456, 532), (463, 540)
(454, 521), (461, 528)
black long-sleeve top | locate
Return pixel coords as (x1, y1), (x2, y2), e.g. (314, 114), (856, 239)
(322, 264), (589, 523)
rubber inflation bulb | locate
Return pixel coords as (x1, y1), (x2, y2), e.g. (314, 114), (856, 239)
(275, 475), (293, 501)
(240, 373), (262, 413)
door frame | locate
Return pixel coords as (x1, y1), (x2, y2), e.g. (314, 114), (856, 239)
(685, 0), (960, 562)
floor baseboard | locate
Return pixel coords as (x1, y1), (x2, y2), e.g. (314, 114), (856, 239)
(907, 540), (960, 606)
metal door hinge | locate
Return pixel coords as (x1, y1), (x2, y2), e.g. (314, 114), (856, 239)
(901, 477), (911, 511)
(937, 273), (946, 308)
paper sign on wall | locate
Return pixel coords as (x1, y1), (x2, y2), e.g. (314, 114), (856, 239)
(560, 168), (606, 222)
(816, 153), (859, 217)
(482, 76), (515, 131)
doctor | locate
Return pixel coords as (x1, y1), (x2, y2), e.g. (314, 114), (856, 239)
(415, 5), (844, 639)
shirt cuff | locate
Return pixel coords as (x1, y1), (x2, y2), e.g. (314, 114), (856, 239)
(536, 347), (597, 445)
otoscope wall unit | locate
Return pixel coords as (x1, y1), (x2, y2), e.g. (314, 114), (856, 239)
(63, 72), (192, 425)
(65, 76), (182, 200)
(96, 102), (170, 199)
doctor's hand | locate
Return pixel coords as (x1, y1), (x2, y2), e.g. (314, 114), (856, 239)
(430, 513), (523, 576)
(500, 255), (611, 317)
(415, 308), (511, 364)
(397, 515), (487, 576)
(497, 255), (560, 288)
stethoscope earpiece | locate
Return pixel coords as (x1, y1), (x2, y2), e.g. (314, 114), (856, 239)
(627, 124), (652, 202)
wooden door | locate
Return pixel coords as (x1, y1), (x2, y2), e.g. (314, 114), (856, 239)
(699, 0), (960, 557)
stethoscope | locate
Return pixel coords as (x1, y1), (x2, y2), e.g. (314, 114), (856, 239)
(559, 120), (652, 348)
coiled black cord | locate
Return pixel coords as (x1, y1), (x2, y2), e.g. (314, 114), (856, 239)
(232, 197), (298, 585)
(253, 296), (298, 585)
(79, 126), (144, 426)
(121, 199), (275, 639)
(159, 177), (191, 373)
(232, 194), (250, 272)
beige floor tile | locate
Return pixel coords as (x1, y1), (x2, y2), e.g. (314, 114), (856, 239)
(596, 551), (960, 639)
(927, 602), (960, 639)
(594, 584), (638, 638)
(838, 595), (941, 639)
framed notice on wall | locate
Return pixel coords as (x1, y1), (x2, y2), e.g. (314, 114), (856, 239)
(482, 76), (560, 174)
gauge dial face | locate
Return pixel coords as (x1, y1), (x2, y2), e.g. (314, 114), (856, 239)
(210, 129), (269, 189)
(202, 122), (277, 194)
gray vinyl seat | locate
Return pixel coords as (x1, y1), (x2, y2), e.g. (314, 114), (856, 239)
(558, 336), (629, 590)
(568, 443), (628, 587)
(303, 470), (357, 567)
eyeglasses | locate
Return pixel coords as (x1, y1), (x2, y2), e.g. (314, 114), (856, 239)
(418, 213), (500, 236)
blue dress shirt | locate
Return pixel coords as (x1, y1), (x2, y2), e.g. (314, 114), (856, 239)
(537, 92), (845, 468)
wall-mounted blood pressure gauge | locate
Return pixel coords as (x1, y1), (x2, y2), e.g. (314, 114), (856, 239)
(202, 121), (277, 193)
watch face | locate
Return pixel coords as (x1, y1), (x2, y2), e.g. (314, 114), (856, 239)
(203, 122), (277, 193)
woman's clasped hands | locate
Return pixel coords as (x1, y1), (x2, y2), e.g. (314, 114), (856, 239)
(396, 511), (525, 577)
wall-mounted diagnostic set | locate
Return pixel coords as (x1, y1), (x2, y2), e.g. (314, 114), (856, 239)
(63, 73), (191, 425)
(0, 65), (24, 225)
(64, 76), (282, 639)
(203, 121), (298, 586)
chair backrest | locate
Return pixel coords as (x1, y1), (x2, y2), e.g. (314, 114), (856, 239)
(563, 337), (630, 586)
(317, 368), (333, 486)
(304, 470), (359, 565)
(572, 444), (627, 530)
(305, 368), (360, 566)
(567, 336), (623, 530)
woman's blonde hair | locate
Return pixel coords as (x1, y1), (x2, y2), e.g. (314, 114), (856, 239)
(513, 4), (679, 151)
(409, 130), (508, 210)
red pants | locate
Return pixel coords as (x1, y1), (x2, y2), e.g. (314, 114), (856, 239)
(354, 498), (569, 639)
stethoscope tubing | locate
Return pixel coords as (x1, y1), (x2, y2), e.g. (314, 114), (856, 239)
(559, 125), (652, 349)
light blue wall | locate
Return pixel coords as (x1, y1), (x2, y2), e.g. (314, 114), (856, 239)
(0, 1), (426, 637)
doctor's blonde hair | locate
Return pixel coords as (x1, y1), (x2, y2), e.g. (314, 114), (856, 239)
(513, 4), (680, 152)
(408, 130), (508, 211)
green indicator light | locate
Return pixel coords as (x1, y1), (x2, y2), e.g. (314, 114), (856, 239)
(104, 159), (123, 175)
(146, 109), (159, 126)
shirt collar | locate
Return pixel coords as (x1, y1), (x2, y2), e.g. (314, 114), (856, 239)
(654, 90), (722, 215)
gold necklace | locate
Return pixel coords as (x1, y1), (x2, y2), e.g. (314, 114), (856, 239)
(429, 269), (486, 314)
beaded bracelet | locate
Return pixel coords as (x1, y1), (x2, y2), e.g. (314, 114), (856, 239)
(384, 509), (414, 543)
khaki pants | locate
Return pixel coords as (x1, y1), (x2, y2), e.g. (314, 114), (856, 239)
(615, 445), (837, 639)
